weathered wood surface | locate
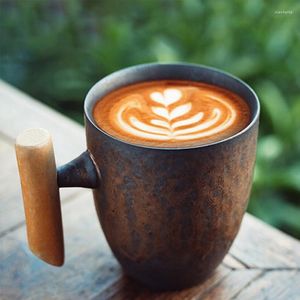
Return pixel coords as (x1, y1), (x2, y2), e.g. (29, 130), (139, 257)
(0, 80), (299, 300)
(0, 80), (85, 235)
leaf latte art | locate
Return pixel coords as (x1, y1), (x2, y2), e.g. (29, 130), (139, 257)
(93, 80), (250, 147)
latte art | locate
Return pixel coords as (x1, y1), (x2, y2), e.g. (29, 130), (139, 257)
(93, 80), (250, 147)
(115, 88), (237, 141)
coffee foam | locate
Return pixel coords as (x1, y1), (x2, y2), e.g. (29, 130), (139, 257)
(93, 80), (250, 147)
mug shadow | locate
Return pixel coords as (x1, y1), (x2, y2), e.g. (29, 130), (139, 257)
(95, 265), (228, 299)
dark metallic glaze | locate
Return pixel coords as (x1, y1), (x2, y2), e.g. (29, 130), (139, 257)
(57, 150), (99, 188)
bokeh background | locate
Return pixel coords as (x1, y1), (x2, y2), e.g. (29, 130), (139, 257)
(1, 0), (300, 238)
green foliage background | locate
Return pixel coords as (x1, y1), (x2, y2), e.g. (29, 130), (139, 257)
(1, 0), (300, 238)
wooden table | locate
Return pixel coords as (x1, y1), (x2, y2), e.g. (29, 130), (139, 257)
(0, 80), (300, 300)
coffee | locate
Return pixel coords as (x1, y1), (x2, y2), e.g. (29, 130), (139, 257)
(93, 80), (250, 147)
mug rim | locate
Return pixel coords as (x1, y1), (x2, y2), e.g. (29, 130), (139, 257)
(84, 62), (260, 150)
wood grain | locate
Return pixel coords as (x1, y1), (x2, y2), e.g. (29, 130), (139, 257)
(15, 128), (64, 266)
(234, 270), (300, 300)
(0, 139), (84, 236)
(230, 214), (300, 269)
(0, 192), (121, 300)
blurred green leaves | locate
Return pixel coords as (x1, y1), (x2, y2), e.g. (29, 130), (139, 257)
(257, 81), (292, 138)
(0, 0), (299, 238)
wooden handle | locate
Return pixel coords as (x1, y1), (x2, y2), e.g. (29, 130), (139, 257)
(15, 128), (64, 266)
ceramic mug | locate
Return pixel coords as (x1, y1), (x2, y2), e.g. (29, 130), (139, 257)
(15, 63), (260, 291)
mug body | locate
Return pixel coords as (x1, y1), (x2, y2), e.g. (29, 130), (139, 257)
(84, 63), (259, 290)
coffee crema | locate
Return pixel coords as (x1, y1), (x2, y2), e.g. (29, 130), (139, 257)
(93, 80), (250, 147)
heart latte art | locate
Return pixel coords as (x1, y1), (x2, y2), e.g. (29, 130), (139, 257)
(93, 81), (250, 147)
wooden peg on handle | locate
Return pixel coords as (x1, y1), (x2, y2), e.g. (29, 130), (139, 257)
(15, 128), (64, 266)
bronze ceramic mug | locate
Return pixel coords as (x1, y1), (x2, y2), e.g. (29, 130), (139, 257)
(15, 63), (260, 291)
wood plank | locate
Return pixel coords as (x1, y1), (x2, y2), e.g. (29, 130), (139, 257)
(0, 80), (85, 164)
(0, 138), (85, 235)
(233, 270), (300, 300)
(0, 140), (24, 233)
(230, 214), (300, 269)
(202, 269), (262, 300)
(0, 191), (121, 300)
